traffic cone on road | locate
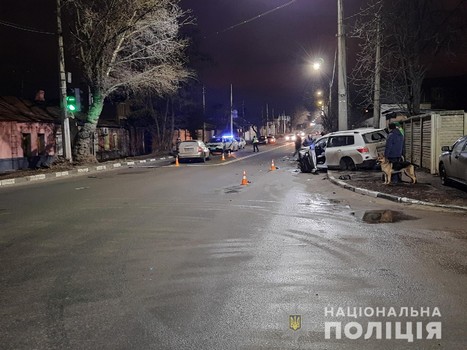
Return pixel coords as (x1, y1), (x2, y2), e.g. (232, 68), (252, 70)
(270, 159), (276, 171)
(241, 170), (248, 185)
(221, 152), (225, 161)
(175, 156), (180, 167)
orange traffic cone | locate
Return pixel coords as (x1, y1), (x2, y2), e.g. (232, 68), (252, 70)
(175, 156), (180, 167)
(241, 170), (248, 185)
(221, 152), (225, 161)
(270, 159), (276, 171)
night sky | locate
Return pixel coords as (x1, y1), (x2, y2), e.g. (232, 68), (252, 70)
(180, 0), (467, 117)
(180, 0), (353, 117)
(1, 0), (466, 118)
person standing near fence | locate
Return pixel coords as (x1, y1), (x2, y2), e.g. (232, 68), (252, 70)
(384, 122), (404, 183)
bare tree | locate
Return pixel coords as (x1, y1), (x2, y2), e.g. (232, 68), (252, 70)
(351, 0), (464, 117)
(66, 0), (193, 162)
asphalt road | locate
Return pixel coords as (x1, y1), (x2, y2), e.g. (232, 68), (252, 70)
(1, 143), (466, 349)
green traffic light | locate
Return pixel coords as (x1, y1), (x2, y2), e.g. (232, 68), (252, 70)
(66, 95), (77, 111)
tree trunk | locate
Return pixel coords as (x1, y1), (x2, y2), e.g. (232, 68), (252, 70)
(73, 92), (104, 163)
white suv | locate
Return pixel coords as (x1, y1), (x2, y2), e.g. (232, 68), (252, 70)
(324, 128), (387, 170)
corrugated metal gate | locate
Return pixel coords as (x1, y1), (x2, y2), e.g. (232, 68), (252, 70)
(402, 111), (466, 174)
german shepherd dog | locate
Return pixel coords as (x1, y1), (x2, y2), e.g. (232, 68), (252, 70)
(377, 155), (417, 185)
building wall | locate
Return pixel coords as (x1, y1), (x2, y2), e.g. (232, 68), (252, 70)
(96, 127), (131, 161)
(403, 111), (466, 174)
(0, 121), (56, 172)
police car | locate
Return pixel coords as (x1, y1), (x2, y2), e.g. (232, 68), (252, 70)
(205, 135), (239, 153)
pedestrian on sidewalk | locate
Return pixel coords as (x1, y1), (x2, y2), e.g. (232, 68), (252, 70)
(384, 122), (404, 183)
(394, 121), (405, 157)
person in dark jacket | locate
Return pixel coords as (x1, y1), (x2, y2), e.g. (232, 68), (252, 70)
(384, 122), (404, 183)
(293, 134), (302, 158)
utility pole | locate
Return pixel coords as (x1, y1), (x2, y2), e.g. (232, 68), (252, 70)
(373, 16), (381, 129)
(266, 103), (269, 135)
(328, 49), (337, 126)
(230, 84), (233, 136)
(337, 0), (348, 131)
(202, 86), (206, 141)
(56, 0), (72, 162)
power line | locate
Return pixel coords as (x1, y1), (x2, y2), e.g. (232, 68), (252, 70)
(205, 0), (297, 38)
(0, 19), (55, 35)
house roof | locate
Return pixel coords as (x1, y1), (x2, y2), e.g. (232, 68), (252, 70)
(0, 96), (60, 123)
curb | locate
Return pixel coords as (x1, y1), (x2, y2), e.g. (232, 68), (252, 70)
(327, 172), (467, 212)
(0, 156), (173, 188)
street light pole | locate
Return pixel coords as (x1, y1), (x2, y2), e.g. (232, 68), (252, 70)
(230, 84), (233, 136)
(56, 0), (72, 162)
(202, 85), (206, 141)
(337, 0), (348, 131)
(373, 16), (382, 128)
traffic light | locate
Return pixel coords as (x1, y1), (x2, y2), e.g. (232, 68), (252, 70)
(66, 88), (83, 112)
(66, 94), (77, 112)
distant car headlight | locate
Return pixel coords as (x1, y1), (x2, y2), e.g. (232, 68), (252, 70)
(291, 135), (296, 141)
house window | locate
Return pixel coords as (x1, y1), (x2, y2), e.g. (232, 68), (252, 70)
(112, 132), (118, 150)
(21, 133), (32, 157)
(104, 134), (110, 151)
(37, 133), (46, 155)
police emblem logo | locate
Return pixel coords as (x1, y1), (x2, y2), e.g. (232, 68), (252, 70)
(289, 315), (301, 331)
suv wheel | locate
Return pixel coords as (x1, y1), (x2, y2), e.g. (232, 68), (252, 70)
(439, 163), (450, 186)
(339, 157), (356, 171)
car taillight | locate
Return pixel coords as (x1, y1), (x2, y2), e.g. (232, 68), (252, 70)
(357, 147), (369, 153)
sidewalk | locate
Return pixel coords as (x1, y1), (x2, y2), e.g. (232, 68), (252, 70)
(327, 169), (467, 211)
(0, 155), (174, 187)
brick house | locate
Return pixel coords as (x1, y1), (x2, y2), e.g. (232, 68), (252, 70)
(0, 96), (173, 172)
(0, 96), (59, 172)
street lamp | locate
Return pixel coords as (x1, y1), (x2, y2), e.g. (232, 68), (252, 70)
(312, 57), (324, 71)
(309, 56), (335, 130)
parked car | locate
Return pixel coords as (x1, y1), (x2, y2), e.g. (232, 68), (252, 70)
(177, 140), (210, 162)
(267, 134), (276, 144)
(235, 137), (246, 149)
(206, 135), (239, 153)
(439, 135), (467, 187)
(324, 128), (387, 170)
(258, 135), (268, 144)
(285, 133), (297, 142)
